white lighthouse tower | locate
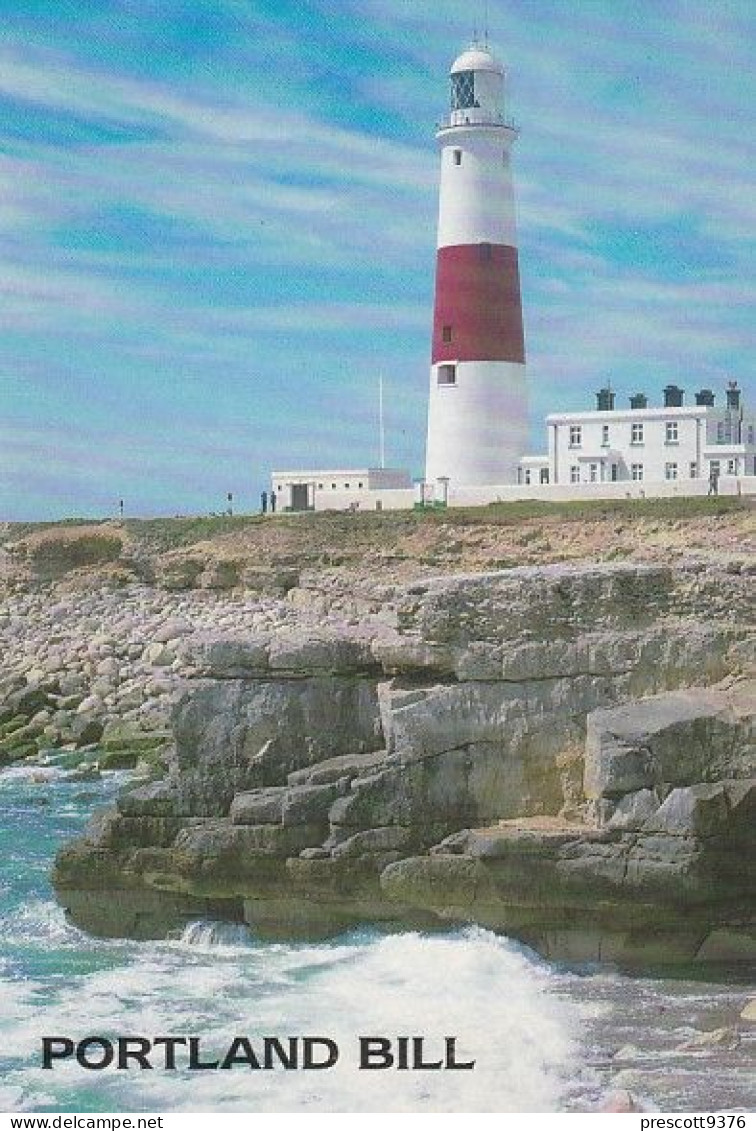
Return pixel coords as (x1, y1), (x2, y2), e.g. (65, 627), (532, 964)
(425, 43), (528, 489)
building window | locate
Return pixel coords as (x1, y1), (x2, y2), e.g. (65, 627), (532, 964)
(601, 424), (610, 446)
(453, 149), (462, 166)
(610, 464), (619, 482)
(524, 469), (531, 485)
(631, 422), (644, 444)
(570, 465), (580, 483)
(717, 421), (725, 443)
(748, 425), (754, 445)
(689, 463), (697, 479)
(540, 468), (549, 484)
(665, 462), (678, 480)
(727, 459), (738, 475)
(331, 483), (337, 490)
(437, 364), (456, 385)
(451, 71), (475, 111)
(569, 425), (582, 448)
(631, 463), (644, 481)
(344, 483), (350, 489)
(709, 460), (720, 478)
(442, 324), (453, 343)
(589, 463), (599, 482)
(665, 421), (679, 444)
(358, 482), (363, 489)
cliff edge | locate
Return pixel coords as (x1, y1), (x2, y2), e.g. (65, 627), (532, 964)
(53, 560), (755, 967)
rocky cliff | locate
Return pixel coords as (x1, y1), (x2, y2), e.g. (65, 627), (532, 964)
(53, 561), (755, 967)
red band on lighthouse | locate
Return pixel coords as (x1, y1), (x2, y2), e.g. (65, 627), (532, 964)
(432, 243), (525, 365)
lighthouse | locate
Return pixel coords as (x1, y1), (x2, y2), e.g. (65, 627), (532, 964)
(425, 43), (528, 490)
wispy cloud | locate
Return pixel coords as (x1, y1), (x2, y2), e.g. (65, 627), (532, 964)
(0, 0), (753, 518)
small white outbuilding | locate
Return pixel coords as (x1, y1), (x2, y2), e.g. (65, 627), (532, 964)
(270, 468), (413, 513)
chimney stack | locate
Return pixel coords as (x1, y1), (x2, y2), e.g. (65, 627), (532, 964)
(726, 381), (741, 410)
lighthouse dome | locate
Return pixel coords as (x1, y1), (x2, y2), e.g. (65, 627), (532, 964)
(450, 46), (504, 76)
(447, 44), (506, 125)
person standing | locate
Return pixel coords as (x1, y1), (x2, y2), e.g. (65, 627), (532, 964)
(261, 490), (268, 514)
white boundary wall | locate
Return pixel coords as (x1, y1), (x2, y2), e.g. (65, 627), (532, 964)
(312, 476), (755, 512)
(314, 488), (416, 512)
(447, 474), (755, 507)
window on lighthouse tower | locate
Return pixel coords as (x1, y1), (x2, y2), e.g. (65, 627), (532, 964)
(451, 71), (475, 110)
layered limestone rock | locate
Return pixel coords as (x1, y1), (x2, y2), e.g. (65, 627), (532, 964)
(53, 562), (755, 964)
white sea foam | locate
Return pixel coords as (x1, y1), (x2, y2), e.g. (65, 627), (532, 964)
(177, 919), (256, 952)
(4, 906), (752, 1114)
(1, 926), (580, 1113)
(0, 900), (90, 948)
(0, 1085), (29, 1111)
(0, 765), (66, 789)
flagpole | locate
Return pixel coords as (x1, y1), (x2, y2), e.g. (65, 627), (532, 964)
(379, 374), (386, 469)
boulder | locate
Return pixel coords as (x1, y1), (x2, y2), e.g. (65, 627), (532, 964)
(677, 1027), (741, 1052)
(71, 717), (104, 748)
(596, 1090), (646, 1113)
(606, 788), (660, 830)
(331, 826), (412, 858)
(287, 748), (390, 787)
(642, 784), (730, 837)
(117, 781), (177, 818)
(6, 683), (51, 718)
(153, 618), (193, 643)
(230, 788), (287, 826)
(371, 635), (455, 677)
(76, 695), (104, 716)
(173, 820), (322, 876)
(584, 685), (754, 799)
(186, 633), (270, 677)
(268, 628), (377, 674)
(281, 782), (345, 827)
(740, 999), (756, 1022)
(101, 720), (170, 753)
(143, 643), (175, 667)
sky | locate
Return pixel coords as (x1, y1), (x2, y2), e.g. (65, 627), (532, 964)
(1, 0), (754, 519)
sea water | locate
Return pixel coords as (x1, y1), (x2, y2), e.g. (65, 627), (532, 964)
(0, 764), (753, 1113)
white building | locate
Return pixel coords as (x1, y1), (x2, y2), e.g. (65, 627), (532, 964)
(518, 382), (755, 488)
(270, 468), (412, 512)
